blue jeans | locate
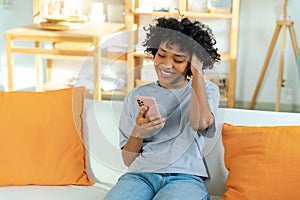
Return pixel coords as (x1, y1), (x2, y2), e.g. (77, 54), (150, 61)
(104, 172), (210, 200)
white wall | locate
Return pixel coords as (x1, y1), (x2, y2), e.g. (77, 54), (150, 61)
(0, 0), (299, 106)
(0, 0), (34, 88)
(237, 0), (300, 105)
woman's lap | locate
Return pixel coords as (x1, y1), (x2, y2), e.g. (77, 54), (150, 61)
(104, 172), (209, 200)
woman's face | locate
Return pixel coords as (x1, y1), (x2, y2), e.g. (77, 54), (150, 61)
(154, 41), (190, 89)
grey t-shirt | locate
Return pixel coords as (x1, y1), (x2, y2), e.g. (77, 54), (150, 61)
(119, 80), (220, 177)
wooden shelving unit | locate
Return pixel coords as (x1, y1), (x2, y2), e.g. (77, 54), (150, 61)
(32, 0), (127, 99)
(125, 0), (240, 107)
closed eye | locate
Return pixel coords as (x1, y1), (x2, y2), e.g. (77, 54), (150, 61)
(157, 53), (165, 58)
(174, 59), (184, 63)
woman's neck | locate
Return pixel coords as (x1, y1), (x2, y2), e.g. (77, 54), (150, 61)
(157, 79), (189, 89)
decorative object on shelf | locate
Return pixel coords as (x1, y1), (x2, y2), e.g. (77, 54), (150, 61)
(136, 0), (173, 12)
(249, 0), (298, 111)
(188, 0), (207, 12)
(107, 4), (125, 23)
(207, 0), (217, 13)
(0, 0), (12, 11)
(39, 0), (86, 30)
(135, 0), (153, 12)
(153, 0), (171, 12)
(204, 71), (229, 102)
(39, 20), (87, 30)
(89, 2), (105, 23)
(40, 0), (83, 19)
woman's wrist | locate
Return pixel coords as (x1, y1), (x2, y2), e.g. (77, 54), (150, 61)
(131, 125), (146, 138)
(192, 70), (205, 85)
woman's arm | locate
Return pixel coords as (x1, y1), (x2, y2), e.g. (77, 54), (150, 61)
(121, 107), (165, 167)
(189, 54), (214, 131)
(121, 126), (144, 167)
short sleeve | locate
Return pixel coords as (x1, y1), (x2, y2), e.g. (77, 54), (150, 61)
(119, 94), (137, 149)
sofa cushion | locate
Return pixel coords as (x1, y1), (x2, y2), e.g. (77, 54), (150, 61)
(0, 183), (110, 200)
(0, 87), (93, 186)
(222, 123), (300, 199)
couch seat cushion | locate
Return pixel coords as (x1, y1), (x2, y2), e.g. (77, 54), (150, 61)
(0, 183), (111, 200)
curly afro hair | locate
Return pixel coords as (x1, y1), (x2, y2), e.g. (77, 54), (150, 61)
(142, 17), (221, 77)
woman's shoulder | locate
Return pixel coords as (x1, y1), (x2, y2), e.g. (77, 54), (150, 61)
(124, 82), (158, 100)
(205, 80), (219, 90)
(129, 82), (158, 94)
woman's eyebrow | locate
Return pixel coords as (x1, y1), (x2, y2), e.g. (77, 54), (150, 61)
(159, 46), (167, 52)
(175, 54), (187, 59)
(159, 46), (187, 59)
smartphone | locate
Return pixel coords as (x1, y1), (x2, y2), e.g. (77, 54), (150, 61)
(135, 96), (161, 117)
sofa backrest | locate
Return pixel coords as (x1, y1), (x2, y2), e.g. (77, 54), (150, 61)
(83, 100), (127, 185)
(83, 100), (300, 195)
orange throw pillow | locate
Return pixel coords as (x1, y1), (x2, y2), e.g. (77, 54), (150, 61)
(222, 123), (300, 200)
(0, 87), (93, 186)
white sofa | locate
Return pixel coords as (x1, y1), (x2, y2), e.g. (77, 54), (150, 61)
(1, 100), (299, 200)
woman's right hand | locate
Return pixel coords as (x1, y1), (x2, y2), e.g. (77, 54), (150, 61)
(122, 106), (165, 167)
(133, 106), (165, 138)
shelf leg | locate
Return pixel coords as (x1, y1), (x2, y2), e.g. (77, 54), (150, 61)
(35, 41), (43, 92)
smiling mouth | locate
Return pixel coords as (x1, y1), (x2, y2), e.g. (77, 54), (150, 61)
(160, 69), (173, 76)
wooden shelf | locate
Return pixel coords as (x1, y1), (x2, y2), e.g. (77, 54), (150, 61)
(220, 52), (231, 61)
(132, 51), (152, 58)
(132, 11), (180, 17)
(133, 9), (232, 19)
(132, 51), (231, 61)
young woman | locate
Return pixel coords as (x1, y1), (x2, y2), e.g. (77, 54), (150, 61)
(104, 16), (221, 200)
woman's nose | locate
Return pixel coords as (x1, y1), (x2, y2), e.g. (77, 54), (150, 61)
(161, 59), (173, 69)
